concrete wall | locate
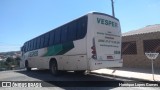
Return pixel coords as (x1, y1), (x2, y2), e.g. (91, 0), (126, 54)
(122, 32), (160, 69)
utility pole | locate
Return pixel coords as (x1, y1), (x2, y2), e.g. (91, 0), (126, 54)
(111, 0), (115, 17)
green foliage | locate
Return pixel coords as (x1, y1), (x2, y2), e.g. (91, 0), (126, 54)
(0, 56), (21, 70)
(5, 57), (14, 65)
(6, 57), (13, 62)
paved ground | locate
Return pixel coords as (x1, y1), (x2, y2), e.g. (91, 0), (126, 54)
(91, 67), (160, 81)
(0, 69), (129, 90)
(0, 68), (160, 90)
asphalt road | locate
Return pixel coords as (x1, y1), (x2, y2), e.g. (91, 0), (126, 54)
(0, 69), (125, 81)
(0, 69), (159, 90)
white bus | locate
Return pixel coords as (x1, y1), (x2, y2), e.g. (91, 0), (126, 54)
(21, 12), (123, 75)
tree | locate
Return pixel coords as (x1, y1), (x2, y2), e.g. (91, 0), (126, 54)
(15, 56), (21, 66)
(5, 57), (14, 69)
(5, 57), (13, 65)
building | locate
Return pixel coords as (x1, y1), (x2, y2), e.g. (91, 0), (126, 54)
(0, 57), (3, 61)
(122, 24), (160, 69)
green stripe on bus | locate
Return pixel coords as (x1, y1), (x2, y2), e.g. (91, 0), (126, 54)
(43, 41), (74, 56)
(57, 42), (74, 55)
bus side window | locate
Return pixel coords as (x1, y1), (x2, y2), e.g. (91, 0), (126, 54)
(37, 37), (41, 49)
(49, 31), (55, 46)
(28, 41), (31, 51)
(44, 32), (50, 47)
(54, 28), (61, 44)
(61, 25), (68, 43)
(34, 38), (37, 50)
(40, 35), (45, 48)
(31, 39), (34, 50)
(25, 42), (27, 52)
(33, 38), (37, 50)
(77, 16), (87, 39)
(30, 40), (32, 51)
(26, 42), (28, 51)
(68, 21), (77, 41)
(32, 40), (34, 50)
(32, 39), (35, 50)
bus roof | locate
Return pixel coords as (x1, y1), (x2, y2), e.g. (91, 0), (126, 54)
(88, 12), (119, 21)
(23, 12), (119, 45)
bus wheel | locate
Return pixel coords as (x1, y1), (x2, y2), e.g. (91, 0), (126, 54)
(74, 70), (86, 74)
(25, 61), (31, 71)
(50, 61), (58, 76)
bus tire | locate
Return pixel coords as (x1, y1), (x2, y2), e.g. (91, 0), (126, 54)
(74, 70), (86, 74)
(49, 60), (58, 76)
(25, 61), (31, 71)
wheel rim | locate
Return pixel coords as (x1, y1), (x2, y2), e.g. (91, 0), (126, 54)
(26, 61), (28, 68)
(51, 62), (57, 74)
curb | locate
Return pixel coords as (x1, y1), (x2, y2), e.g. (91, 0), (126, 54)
(90, 72), (152, 81)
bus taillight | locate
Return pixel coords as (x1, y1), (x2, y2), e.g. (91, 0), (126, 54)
(91, 46), (97, 59)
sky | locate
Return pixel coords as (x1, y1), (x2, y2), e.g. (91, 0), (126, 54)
(0, 0), (160, 52)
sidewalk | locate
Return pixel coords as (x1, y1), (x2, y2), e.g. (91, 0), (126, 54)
(91, 67), (160, 81)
